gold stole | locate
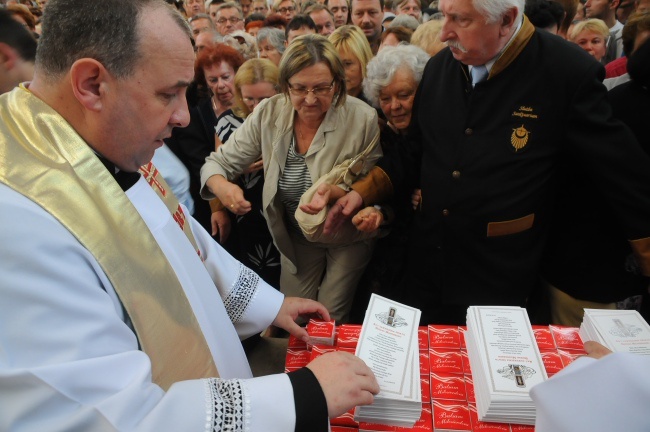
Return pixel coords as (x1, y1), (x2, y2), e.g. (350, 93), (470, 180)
(0, 86), (218, 390)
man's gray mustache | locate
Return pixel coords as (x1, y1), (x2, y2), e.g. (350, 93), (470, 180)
(446, 40), (468, 53)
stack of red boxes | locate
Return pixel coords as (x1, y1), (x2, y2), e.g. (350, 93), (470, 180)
(285, 321), (586, 431)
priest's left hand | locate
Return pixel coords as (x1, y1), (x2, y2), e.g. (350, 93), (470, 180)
(584, 341), (612, 359)
(272, 297), (331, 342)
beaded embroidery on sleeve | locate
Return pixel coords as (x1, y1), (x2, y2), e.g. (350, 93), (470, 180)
(205, 379), (250, 431)
(223, 264), (259, 323)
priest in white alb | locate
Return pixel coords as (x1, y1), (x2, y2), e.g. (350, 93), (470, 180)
(0, 0), (379, 430)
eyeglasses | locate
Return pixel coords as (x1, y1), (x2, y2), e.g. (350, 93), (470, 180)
(216, 17), (243, 24)
(288, 80), (335, 97)
(278, 6), (295, 13)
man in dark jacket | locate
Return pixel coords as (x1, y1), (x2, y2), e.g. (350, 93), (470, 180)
(325, 0), (650, 324)
(541, 19), (650, 327)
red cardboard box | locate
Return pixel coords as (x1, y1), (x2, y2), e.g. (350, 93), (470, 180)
(309, 344), (336, 361)
(532, 325), (556, 351)
(432, 400), (472, 432)
(430, 372), (467, 401)
(510, 425), (535, 431)
(458, 326), (467, 350)
(428, 325), (461, 350)
(337, 346), (357, 355)
(468, 404), (511, 431)
(549, 325), (585, 352)
(284, 348), (310, 372)
(337, 324), (362, 348)
(464, 375), (476, 404)
(287, 333), (308, 349)
(459, 350), (472, 375)
(558, 349), (583, 367)
(429, 349), (464, 375)
(421, 376), (431, 404)
(332, 408), (359, 427)
(419, 326), (430, 351)
(307, 319), (336, 346)
(540, 351), (564, 377)
(420, 350), (430, 376)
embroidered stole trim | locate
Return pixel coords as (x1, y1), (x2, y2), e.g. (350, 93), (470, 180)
(138, 162), (202, 258)
(0, 86), (218, 390)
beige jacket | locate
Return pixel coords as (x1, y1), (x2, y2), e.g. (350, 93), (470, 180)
(200, 94), (381, 273)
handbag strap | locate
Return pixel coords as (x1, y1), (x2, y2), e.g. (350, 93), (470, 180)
(343, 131), (380, 185)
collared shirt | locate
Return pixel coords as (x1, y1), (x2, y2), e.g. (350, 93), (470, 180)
(469, 17), (524, 76)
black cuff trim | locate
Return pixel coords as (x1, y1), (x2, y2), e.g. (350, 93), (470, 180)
(287, 367), (328, 432)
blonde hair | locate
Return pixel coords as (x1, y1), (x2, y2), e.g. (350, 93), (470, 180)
(569, 18), (609, 41)
(233, 58), (280, 117)
(411, 19), (445, 57)
(279, 34), (347, 107)
(328, 25), (373, 79)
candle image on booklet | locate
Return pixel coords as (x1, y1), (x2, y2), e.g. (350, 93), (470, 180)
(497, 364), (531, 388)
(354, 294), (422, 427)
(465, 306), (547, 425)
(612, 318), (638, 337)
(387, 307), (396, 327)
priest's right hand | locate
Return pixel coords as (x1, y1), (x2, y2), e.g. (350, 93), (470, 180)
(307, 351), (379, 418)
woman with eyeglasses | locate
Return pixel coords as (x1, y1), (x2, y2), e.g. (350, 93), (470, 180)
(201, 35), (381, 323)
(273, 0), (297, 22)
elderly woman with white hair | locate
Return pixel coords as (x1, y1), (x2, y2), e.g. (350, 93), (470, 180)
(363, 44), (429, 146)
(348, 44), (431, 320)
(256, 26), (287, 66)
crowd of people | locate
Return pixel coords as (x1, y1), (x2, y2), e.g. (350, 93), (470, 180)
(1, 0), (650, 429)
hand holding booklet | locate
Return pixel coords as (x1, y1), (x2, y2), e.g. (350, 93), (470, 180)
(354, 294), (422, 427)
(465, 306), (547, 425)
(579, 308), (650, 355)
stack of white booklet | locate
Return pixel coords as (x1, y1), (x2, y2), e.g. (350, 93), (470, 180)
(465, 306), (547, 425)
(354, 294), (422, 427)
(580, 309), (650, 355)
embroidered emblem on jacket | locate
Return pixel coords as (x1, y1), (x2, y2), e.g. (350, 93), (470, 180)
(511, 125), (530, 151)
